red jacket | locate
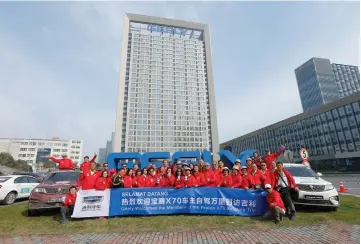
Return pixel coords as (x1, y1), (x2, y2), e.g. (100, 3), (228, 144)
(266, 190), (286, 212)
(79, 155), (97, 172)
(184, 175), (198, 187)
(174, 176), (184, 189)
(137, 175), (148, 188)
(156, 174), (169, 187)
(241, 174), (253, 189)
(49, 157), (75, 170)
(250, 170), (266, 185)
(213, 168), (222, 181)
(218, 174), (233, 187)
(261, 170), (275, 187)
(193, 172), (205, 186)
(231, 174), (242, 188)
(77, 170), (100, 190)
(63, 193), (77, 206)
(203, 169), (217, 186)
(123, 175), (134, 188)
(166, 174), (175, 187)
(274, 169), (297, 188)
(146, 175), (157, 187)
(106, 169), (116, 177)
(263, 151), (282, 170)
(95, 177), (112, 190)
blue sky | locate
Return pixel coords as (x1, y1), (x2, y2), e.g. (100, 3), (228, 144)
(0, 1), (359, 157)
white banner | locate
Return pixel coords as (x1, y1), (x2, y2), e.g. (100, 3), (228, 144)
(71, 189), (110, 218)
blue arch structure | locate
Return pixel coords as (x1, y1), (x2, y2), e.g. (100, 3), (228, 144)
(106, 152), (142, 171)
(141, 152), (171, 169)
(218, 149), (257, 168)
(106, 150), (213, 171)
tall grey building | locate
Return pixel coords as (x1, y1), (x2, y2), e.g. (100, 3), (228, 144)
(97, 148), (106, 164)
(295, 58), (340, 112)
(114, 14), (219, 156)
(332, 63), (360, 98)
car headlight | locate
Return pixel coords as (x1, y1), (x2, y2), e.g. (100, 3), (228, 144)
(324, 184), (334, 191)
(33, 188), (46, 193)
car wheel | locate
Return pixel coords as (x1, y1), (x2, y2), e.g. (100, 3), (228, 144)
(28, 209), (38, 217)
(4, 192), (17, 205)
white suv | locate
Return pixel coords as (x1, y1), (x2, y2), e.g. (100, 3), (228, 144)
(283, 164), (339, 210)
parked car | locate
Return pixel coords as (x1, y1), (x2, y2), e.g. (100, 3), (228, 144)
(28, 170), (80, 216)
(13, 172), (47, 182)
(0, 175), (40, 205)
(284, 164), (340, 210)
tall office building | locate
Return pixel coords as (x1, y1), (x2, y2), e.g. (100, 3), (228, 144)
(295, 57), (360, 112)
(114, 14), (219, 156)
(295, 58), (340, 112)
(331, 63), (360, 98)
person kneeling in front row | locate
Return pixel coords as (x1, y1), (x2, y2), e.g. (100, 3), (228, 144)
(263, 184), (286, 224)
(60, 186), (77, 225)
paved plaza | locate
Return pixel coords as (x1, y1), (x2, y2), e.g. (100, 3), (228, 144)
(2, 223), (359, 244)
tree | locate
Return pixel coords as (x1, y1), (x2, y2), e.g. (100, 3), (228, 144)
(0, 152), (16, 168)
(0, 152), (33, 172)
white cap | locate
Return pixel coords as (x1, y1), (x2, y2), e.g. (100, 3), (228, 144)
(235, 159), (241, 163)
(62, 153), (68, 157)
(265, 184), (272, 189)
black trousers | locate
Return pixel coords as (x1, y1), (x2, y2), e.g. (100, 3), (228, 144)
(60, 206), (74, 221)
(280, 189), (296, 216)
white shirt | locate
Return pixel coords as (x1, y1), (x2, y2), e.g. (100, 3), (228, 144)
(278, 171), (288, 188)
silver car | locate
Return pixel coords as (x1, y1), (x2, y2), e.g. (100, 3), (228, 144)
(284, 164), (340, 210)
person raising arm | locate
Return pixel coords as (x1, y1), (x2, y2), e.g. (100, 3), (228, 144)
(48, 153), (75, 170)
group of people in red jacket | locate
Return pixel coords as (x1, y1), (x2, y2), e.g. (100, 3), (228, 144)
(76, 157), (280, 191)
(59, 147), (298, 224)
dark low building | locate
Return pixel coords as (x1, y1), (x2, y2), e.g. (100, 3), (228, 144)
(220, 93), (360, 172)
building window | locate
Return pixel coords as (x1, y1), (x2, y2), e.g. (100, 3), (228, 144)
(351, 128), (359, 139)
(337, 132), (345, 141)
(341, 118), (349, 129)
(332, 109), (339, 118)
(20, 148), (27, 151)
(352, 102), (360, 112)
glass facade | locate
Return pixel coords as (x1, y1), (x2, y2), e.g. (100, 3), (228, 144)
(295, 58), (340, 112)
(221, 96), (360, 165)
(121, 21), (211, 153)
(332, 63), (360, 98)
(295, 58), (360, 112)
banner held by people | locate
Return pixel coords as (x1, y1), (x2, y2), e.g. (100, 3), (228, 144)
(72, 188), (267, 217)
(72, 189), (110, 218)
